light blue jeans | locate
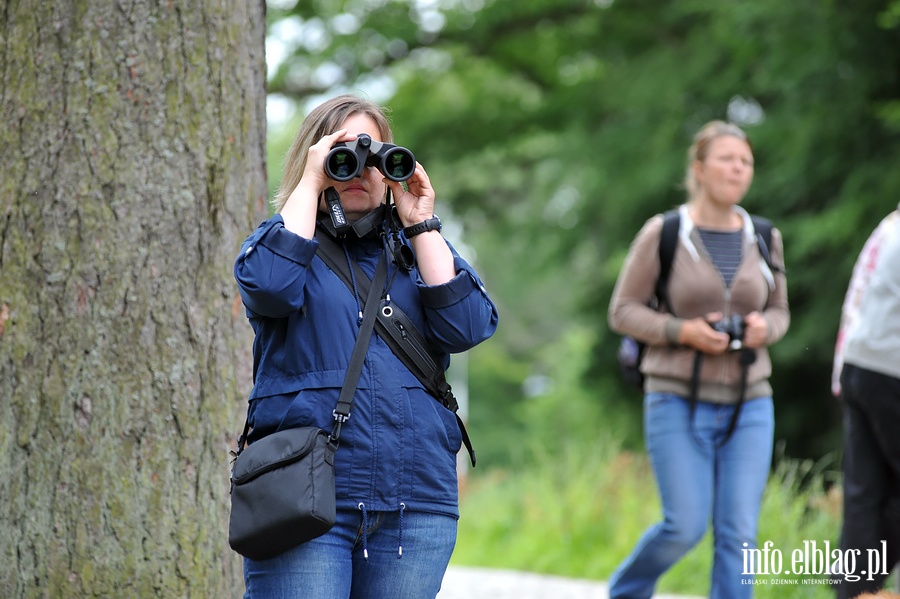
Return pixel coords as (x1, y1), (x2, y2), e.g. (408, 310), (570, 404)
(243, 506), (457, 599)
(609, 392), (774, 599)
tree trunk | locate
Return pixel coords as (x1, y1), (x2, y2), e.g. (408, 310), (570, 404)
(0, 1), (267, 596)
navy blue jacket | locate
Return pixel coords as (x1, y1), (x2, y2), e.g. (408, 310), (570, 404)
(234, 214), (499, 517)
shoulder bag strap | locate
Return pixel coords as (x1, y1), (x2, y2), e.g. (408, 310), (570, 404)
(330, 251), (387, 445)
(317, 230), (477, 466)
(234, 250), (386, 455)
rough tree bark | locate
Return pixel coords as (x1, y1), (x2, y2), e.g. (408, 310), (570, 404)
(0, 1), (267, 596)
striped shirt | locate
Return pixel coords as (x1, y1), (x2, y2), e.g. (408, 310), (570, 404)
(698, 228), (743, 287)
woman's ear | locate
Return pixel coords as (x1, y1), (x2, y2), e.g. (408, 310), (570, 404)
(691, 160), (704, 188)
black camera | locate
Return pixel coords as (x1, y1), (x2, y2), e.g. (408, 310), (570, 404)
(324, 133), (416, 182)
(712, 314), (745, 350)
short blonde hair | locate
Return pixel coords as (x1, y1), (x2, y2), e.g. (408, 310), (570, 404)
(272, 94), (394, 213)
(684, 120), (752, 200)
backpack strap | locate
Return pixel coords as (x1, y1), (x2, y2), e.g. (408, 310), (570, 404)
(749, 214), (781, 274)
(655, 209), (681, 308)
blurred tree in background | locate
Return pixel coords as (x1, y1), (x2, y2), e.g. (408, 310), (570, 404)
(265, 0), (900, 465)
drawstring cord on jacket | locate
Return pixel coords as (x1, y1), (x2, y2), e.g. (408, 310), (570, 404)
(342, 234), (405, 327)
(356, 502), (407, 560)
(358, 502), (370, 560)
(398, 503), (405, 558)
(381, 235), (405, 294)
(342, 244), (364, 325)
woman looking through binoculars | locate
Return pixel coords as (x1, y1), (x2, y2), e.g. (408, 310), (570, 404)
(233, 94), (499, 598)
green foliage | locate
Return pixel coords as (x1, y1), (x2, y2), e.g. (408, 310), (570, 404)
(462, 341), (532, 468)
(454, 440), (652, 581)
(265, 0), (900, 460)
(516, 326), (642, 452)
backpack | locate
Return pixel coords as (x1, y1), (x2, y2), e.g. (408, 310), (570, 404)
(616, 209), (775, 390)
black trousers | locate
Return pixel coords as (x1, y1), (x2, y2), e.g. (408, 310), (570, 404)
(837, 363), (900, 599)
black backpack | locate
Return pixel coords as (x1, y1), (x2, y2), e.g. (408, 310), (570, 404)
(616, 210), (775, 390)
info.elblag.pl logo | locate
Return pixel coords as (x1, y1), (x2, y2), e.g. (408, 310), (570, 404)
(743, 540), (889, 583)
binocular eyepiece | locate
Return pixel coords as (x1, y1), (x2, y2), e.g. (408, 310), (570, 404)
(325, 133), (416, 182)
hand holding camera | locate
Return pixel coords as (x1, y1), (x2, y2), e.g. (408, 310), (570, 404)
(678, 312), (752, 355)
(736, 311), (768, 349)
(678, 311), (766, 354)
(711, 314), (746, 351)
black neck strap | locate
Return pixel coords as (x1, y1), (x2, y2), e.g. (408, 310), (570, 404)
(687, 348), (756, 448)
(317, 199), (389, 240)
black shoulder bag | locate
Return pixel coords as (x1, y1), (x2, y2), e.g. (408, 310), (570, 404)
(228, 253), (387, 561)
(315, 230), (477, 467)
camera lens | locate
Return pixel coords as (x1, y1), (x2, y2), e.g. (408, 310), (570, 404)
(380, 147), (416, 182)
(325, 147), (359, 181)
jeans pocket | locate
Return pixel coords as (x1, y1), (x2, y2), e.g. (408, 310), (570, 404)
(644, 391), (681, 410)
(644, 392), (689, 436)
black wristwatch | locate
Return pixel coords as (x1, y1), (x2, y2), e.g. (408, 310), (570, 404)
(403, 216), (442, 238)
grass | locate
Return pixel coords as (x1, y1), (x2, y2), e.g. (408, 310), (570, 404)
(453, 437), (852, 598)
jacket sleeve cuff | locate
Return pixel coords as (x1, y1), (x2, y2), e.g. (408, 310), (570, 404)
(764, 314), (776, 345)
(257, 215), (319, 265)
(665, 317), (685, 344)
(418, 269), (478, 309)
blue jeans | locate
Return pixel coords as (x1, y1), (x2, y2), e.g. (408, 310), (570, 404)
(609, 393), (774, 599)
(243, 506), (457, 599)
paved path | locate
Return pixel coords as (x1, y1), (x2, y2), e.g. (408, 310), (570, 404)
(438, 565), (703, 599)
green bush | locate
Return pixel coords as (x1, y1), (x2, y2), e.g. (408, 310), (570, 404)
(454, 438), (846, 599)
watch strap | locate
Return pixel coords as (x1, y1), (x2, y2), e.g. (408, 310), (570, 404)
(403, 216), (441, 238)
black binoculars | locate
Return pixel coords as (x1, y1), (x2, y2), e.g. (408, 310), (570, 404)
(324, 133), (416, 182)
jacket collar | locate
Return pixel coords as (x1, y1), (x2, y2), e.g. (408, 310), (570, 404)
(317, 203), (388, 240)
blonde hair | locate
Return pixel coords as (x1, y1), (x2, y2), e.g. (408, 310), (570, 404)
(684, 120), (752, 200)
(272, 94), (394, 213)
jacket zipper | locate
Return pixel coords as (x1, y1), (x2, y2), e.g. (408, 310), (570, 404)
(721, 286), (733, 387)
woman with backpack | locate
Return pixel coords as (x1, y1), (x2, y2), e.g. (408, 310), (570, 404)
(607, 120), (790, 598)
